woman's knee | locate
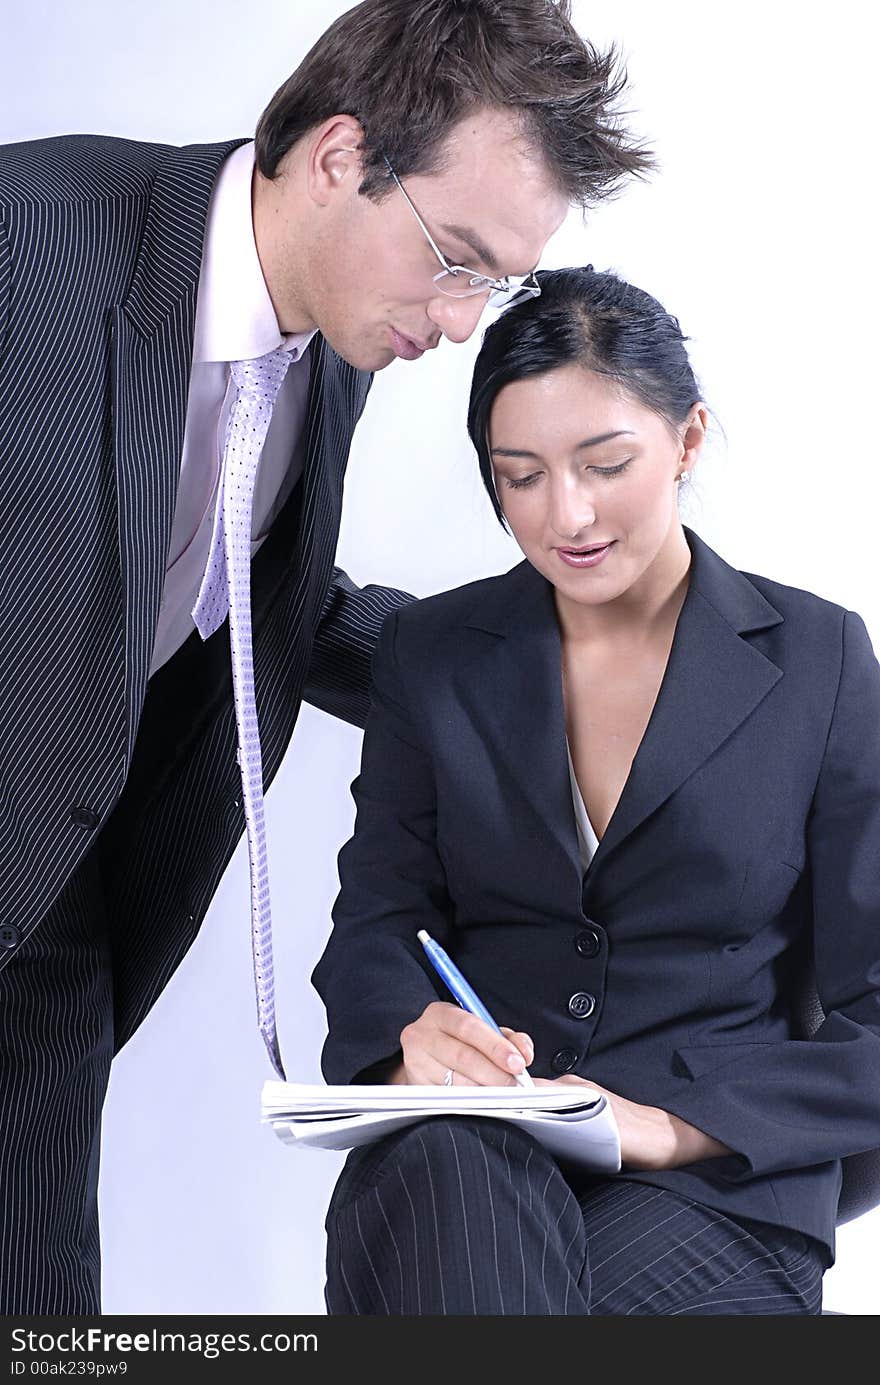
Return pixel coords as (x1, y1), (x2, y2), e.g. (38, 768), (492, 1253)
(327, 1115), (552, 1225)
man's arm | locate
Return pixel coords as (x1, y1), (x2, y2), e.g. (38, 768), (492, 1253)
(303, 566), (414, 728)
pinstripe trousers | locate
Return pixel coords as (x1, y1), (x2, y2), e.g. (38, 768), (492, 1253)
(325, 1117), (826, 1315)
(0, 847), (110, 1314)
(0, 633), (230, 1315)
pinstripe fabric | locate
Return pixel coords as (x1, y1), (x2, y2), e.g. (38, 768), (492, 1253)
(0, 134), (412, 1311)
(95, 336), (408, 1051)
(325, 1118), (826, 1315)
(0, 850), (111, 1313)
(0, 133), (408, 973)
(0, 134), (244, 960)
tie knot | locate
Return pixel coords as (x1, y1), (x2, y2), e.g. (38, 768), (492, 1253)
(230, 348), (292, 402)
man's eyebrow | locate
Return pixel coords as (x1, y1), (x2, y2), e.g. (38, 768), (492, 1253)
(439, 222), (501, 274)
(491, 431), (636, 459)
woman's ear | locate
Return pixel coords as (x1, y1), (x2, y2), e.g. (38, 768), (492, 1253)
(679, 402), (708, 473)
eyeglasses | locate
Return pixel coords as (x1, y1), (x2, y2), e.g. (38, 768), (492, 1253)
(382, 155), (541, 309)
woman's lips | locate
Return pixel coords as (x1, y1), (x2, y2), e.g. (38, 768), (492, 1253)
(555, 541), (616, 569)
(390, 327), (426, 361)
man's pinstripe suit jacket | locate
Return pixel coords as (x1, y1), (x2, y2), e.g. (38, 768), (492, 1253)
(0, 133), (409, 1022)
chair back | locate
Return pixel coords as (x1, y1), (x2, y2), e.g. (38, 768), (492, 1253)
(791, 966), (880, 1225)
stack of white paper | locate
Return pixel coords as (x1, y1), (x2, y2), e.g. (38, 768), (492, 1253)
(261, 1082), (621, 1173)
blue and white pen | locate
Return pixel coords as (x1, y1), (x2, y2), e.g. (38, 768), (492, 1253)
(417, 929), (535, 1089)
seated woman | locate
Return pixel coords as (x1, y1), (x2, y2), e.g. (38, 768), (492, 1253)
(311, 266), (880, 1315)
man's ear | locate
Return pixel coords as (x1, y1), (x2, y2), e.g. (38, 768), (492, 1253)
(306, 116), (366, 206)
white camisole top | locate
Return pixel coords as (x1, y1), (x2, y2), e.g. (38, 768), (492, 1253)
(565, 739), (600, 869)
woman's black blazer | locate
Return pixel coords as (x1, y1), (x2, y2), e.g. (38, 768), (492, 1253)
(312, 527), (880, 1264)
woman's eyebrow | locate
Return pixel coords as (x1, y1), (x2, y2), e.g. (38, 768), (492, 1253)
(491, 430), (635, 459)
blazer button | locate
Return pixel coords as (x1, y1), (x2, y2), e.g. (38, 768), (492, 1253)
(0, 924), (21, 950)
(551, 1048), (579, 1074)
(70, 806), (101, 830)
(568, 991), (596, 1020)
(575, 927), (601, 959)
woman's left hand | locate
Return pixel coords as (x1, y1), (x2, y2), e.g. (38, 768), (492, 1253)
(533, 1076), (733, 1172)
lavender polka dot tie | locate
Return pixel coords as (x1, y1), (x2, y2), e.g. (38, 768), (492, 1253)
(192, 348), (292, 1077)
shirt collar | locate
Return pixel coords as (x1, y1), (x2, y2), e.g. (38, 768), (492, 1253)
(192, 140), (316, 365)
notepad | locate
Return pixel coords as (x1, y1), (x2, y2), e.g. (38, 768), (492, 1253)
(261, 1082), (621, 1173)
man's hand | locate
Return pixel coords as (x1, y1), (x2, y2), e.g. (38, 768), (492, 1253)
(385, 1001), (533, 1086)
(533, 1075), (733, 1171)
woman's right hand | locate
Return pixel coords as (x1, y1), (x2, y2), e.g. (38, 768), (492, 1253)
(386, 1001), (534, 1086)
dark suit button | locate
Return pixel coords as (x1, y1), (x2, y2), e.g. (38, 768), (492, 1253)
(0, 924), (21, 950)
(575, 928), (601, 959)
(551, 1048), (579, 1074)
(568, 991), (596, 1020)
(70, 806), (100, 830)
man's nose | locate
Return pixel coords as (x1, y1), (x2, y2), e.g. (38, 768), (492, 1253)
(426, 291), (490, 344)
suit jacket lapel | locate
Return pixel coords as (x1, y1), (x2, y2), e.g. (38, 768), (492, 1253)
(110, 139), (248, 764)
(457, 529), (785, 878)
(457, 562), (585, 889)
(236, 331), (372, 800)
(250, 333), (369, 671)
(288, 335), (354, 641)
(595, 545), (783, 868)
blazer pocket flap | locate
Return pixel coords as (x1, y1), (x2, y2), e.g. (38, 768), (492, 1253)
(674, 1041), (777, 1080)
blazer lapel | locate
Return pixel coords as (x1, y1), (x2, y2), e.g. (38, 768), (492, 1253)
(240, 331), (372, 788)
(457, 529), (784, 879)
(252, 333), (369, 665)
(110, 139), (247, 764)
(457, 562), (585, 888)
(594, 533), (784, 869)
(287, 335), (356, 642)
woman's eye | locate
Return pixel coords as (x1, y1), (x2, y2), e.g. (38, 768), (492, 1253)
(504, 460), (631, 491)
(589, 461), (631, 477)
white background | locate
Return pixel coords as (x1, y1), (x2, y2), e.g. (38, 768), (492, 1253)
(3, 0), (878, 1315)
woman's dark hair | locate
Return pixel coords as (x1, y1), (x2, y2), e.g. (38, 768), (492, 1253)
(255, 0), (652, 204)
(467, 266), (702, 528)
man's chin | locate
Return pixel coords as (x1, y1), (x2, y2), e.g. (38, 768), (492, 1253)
(320, 333), (396, 373)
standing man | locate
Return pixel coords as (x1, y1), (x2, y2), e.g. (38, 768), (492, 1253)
(0, 0), (650, 1312)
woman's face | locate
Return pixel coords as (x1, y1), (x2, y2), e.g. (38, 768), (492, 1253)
(488, 364), (705, 611)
